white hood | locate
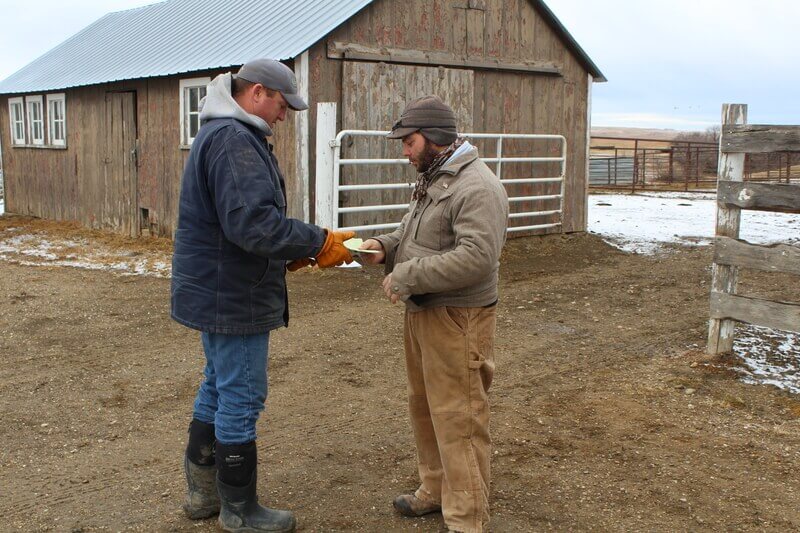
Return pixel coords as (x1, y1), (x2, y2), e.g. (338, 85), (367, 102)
(198, 73), (273, 137)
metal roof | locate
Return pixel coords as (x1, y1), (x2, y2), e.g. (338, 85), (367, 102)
(531, 0), (606, 82)
(0, 0), (375, 94)
(0, 0), (604, 95)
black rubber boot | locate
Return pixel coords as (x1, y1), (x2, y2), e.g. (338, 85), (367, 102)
(216, 441), (296, 533)
(183, 419), (220, 519)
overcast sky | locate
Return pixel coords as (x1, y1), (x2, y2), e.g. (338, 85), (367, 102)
(1, 0), (797, 131)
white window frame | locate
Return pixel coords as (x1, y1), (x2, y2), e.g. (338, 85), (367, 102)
(179, 77), (210, 147)
(46, 93), (67, 146)
(26, 95), (44, 146)
(8, 97), (25, 145)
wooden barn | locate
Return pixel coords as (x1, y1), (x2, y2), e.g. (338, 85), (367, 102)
(0, 0), (604, 238)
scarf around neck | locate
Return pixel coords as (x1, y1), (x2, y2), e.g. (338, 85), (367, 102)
(412, 136), (466, 202)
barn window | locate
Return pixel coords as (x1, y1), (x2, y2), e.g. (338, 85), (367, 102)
(8, 97), (25, 145)
(47, 93), (66, 146)
(180, 77), (210, 146)
(26, 95), (44, 145)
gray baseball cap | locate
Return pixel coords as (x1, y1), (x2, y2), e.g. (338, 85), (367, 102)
(235, 58), (308, 111)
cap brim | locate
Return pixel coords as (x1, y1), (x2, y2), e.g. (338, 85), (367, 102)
(386, 127), (418, 139)
(283, 92), (308, 111)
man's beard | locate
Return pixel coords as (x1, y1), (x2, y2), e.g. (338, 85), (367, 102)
(415, 141), (441, 173)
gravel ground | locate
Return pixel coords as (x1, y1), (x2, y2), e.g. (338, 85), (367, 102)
(1, 214), (799, 532)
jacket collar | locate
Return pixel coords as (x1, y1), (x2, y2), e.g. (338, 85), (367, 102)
(438, 145), (479, 176)
(422, 146), (480, 203)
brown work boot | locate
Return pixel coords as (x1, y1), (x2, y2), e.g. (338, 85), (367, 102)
(393, 493), (442, 517)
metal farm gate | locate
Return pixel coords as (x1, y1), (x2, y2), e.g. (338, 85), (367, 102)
(314, 102), (567, 236)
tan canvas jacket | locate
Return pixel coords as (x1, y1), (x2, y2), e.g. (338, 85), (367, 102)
(374, 144), (509, 311)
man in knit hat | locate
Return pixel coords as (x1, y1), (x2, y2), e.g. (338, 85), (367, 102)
(360, 95), (509, 533)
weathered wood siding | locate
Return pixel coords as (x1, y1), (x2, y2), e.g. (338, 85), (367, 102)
(104, 91), (138, 236)
(0, 65), (299, 236)
(340, 62), (474, 231)
(308, 0), (592, 234)
(1, 0), (594, 237)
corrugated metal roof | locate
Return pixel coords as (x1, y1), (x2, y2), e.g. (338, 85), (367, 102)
(0, 0), (604, 94)
(0, 0), (375, 94)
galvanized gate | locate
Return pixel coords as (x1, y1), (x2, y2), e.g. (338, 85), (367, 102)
(315, 103), (567, 235)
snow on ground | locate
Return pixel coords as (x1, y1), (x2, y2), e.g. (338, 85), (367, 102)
(589, 192), (800, 395)
(731, 325), (800, 394)
(589, 192), (800, 254)
(0, 225), (171, 278)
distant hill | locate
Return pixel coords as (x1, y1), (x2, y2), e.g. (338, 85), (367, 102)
(591, 127), (689, 141)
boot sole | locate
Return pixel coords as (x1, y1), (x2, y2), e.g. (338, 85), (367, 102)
(218, 518), (295, 533)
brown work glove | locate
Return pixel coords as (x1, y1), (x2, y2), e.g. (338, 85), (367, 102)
(287, 257), (316, 272)
(315, 229), (355, 268)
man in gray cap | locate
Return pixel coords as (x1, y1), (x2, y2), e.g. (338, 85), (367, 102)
(360, 95), (509, 533)
(172, 58), (354, 532)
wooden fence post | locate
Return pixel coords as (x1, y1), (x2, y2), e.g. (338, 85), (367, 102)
(314, 102), (337, 229)
(707, 103), (748, 354)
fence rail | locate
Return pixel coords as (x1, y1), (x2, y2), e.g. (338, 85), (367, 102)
(707, 104), (800, 354)
(714, 237), (800, 275)
(721, 125), (800, 153)
(315, 104), (566, 235)
(717, 181), (800, 212)
(589, 135), (800, 192)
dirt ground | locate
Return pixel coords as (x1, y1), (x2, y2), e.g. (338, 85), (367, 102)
(1, 215), (799, 532)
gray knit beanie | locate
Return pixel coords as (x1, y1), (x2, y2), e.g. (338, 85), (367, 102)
(386, 95), (458, 146)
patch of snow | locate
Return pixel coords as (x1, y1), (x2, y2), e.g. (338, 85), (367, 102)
(732, 325), (799, 394)
(635, 191), (718, 201)
(590, 193), (800, 394)
(17, 238), (59, 260)
(0, 231), (171, 278)
(21, 249), (58, 260)
(589, 193), (800, 254)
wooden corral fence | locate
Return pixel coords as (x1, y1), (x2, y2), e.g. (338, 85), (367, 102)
(707, 103), (800, 354)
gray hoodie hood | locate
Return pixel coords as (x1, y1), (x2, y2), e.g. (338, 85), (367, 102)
(199, 73), (273, 137)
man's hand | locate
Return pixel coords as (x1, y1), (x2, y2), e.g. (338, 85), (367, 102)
(287, 257), (315, 271)
(315, 229), (355, 268)
(382, 274), (400, 304)
(359, 238), (386, 265)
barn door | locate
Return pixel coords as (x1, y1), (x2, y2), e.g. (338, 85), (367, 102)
(340, 61), (474, 231)
(104, 91), (139, 236)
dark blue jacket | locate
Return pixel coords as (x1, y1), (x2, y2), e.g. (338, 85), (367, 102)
(171, 117), (325, 334)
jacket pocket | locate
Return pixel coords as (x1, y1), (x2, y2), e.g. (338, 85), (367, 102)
(413, 198), (446, 250)
(251, 258), (272, 288)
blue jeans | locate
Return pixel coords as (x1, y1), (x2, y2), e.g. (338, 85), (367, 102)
(192, 332), (270, 445)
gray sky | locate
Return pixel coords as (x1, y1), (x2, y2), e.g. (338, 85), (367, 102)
(1, 0), (797, 131)
(549, 0), (800, 130)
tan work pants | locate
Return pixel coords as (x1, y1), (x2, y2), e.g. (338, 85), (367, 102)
(404, 305), (496, 533)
